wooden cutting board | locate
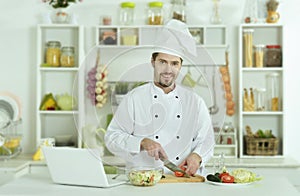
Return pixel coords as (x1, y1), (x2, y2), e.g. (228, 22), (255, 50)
(159, 174), (205, 183)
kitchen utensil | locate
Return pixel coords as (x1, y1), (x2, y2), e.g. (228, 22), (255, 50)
(159, 153), (189, 178)
(209, 68), (219, 115)
(159, 174), (205, 183)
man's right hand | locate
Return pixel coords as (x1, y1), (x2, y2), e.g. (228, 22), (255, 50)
(140, 138), (168, 161)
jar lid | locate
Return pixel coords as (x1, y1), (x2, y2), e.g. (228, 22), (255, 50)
(47, 41), (61, 47)
(149, 2), (163, 8)
(254, 44), (265, 48)
(255, 87), (266, 92)
(268, 72), (279, 77)
(121, 2), (135, 8)
(266, 45), (281, 49)
(61, 46), (75, 52)
(243, 29), (254, 33)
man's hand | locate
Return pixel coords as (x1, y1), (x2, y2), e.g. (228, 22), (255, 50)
(178, 153), (202, 176)
(140, 138), (168, 160)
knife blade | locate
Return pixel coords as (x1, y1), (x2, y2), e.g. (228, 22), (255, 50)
(162, 159), (190, 178)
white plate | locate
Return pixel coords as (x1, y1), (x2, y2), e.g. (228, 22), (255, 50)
(0, 92), (22, 121)
(206, 180), (255, 186)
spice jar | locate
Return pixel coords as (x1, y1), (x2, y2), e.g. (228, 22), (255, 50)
(60, 46), (75, 67)
(254, 44), (265, 68)
(267, 72), (280, 111)
(266, 45), (282, 67)
(170, 0), (186, 23)
(46, 41), (61, 67)
(147, 2), (164, 25)
(255, 88), (266, 111)
(243, 29), (254, 67)
(119, 2), (135, 25)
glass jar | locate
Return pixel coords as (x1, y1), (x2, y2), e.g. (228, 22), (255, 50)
(267, 72), (280, 111)
(60, 46), (75, 67)
(254, 44), (265, 68)
(170, 0), (186, 23)
(46, 41), (61, 67)
(255, 88), (266, 111)
(243, 29), (254, 67)
(119, 2), (135, 25)
(265, 45), (282, 67)
(147, 2), (164, 25)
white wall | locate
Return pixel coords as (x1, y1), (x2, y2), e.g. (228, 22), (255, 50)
(0, 0), (299, 162)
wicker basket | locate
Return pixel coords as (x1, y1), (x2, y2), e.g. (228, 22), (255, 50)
(245, 136), (279, 156)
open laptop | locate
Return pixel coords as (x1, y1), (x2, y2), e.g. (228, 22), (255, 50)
(42, 146), (128, 188)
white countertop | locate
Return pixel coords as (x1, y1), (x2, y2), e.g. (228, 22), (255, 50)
(0, 166), (299, 196)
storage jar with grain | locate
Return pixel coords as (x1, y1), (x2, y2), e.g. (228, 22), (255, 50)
(147, 2), (164, 25)
(254, 44), (265, 67)
(267, 72), (280, 111)
(60, 46), (75, 67)
(46, 41), (61, 67)
(243, 29), (254, 67)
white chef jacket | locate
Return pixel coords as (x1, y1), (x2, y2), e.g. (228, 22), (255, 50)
(105, 82), (215, 175)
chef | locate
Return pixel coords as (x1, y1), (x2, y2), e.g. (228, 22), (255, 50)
(105, 19), (215, 176)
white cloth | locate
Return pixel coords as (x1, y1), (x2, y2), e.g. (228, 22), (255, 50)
(105, 82), (215, 175)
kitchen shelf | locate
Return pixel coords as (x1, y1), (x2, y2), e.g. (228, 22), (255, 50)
(36, 24), (85, 148)
(238, 24), (284, 158)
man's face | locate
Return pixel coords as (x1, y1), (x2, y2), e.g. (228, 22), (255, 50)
(151, 53), (182, 88)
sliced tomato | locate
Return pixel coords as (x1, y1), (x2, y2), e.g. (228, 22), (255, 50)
(221, 175), (235, 183)
(174, 171), (184, 177)
(219, 172), (229, 179)
(174, 166), (187, 177)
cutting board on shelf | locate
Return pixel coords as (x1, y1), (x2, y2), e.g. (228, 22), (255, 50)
(159, 174), (205, 183)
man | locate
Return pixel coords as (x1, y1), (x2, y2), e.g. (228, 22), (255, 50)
(105, 20), (214, 176)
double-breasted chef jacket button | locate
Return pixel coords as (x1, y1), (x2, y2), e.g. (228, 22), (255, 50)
(176, 135), (180, 139)
(176, 114), (181, 118)
(175, 95), (179, 99)
(154, 114), (158, 118)
(154, 95), (158, 98)
(176, 157), (180, 160)
(155, 135), (159, 139)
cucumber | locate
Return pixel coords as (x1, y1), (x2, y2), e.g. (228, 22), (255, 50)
(206, 174), (222, 182)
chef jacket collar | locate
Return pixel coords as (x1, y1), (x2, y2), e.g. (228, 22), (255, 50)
(151, 82), (178, 96)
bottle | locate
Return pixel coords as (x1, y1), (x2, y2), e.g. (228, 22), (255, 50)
(119, 2), (135, 25)
(46, 41), (61, 67)
(267, 72), (280, 111)
(254, 44), (265, 68)
(60, 46), (75, 67)
(147, 2), (164, 25)
(243, 29), (254, 67)
(170, 0), (186, 23)
(255, 88), (266, 111)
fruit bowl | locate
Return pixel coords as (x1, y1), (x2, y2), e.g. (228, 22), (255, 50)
(127, 167), (163, 186)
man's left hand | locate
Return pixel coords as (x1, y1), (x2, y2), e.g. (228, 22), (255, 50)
(178, 153), (202, 176)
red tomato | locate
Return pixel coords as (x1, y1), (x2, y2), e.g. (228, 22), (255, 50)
(174, 166), (186, 177)
(174, 171), (184, 177)
(221, 175), (235, 183)
(219, 172), (229, 179)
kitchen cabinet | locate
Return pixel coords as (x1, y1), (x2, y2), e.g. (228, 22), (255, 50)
(36, 24), (85, 148)
(87, 25), (237, 157)
(238, 24), (284, 158)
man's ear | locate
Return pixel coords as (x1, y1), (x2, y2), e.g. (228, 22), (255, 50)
(151, 58), (155, 67)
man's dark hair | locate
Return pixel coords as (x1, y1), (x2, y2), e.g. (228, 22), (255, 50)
(152, 52), (183, 64)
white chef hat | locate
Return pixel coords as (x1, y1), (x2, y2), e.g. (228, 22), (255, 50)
(152, 19), (197, 59)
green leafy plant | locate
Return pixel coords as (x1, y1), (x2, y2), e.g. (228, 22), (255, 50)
(43, 0), (82, 9)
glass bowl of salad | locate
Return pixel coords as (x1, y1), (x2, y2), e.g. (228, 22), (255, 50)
(127, 167), (163, 186)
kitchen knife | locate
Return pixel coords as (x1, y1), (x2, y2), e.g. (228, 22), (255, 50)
(158, 153), (190, 178)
